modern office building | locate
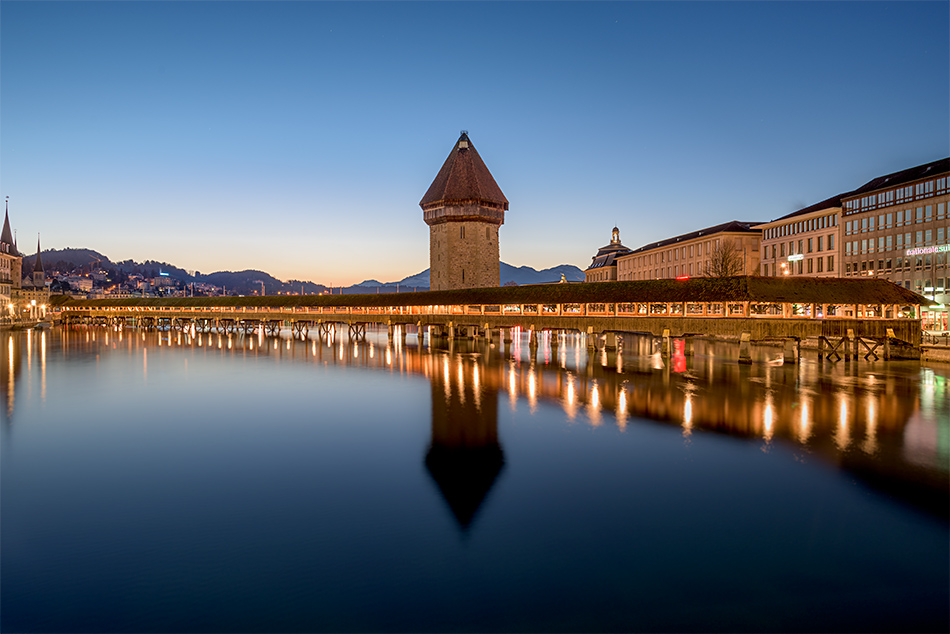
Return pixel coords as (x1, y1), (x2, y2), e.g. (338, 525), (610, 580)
(839, 157), (949, 330)
(758, 195), (841, 278)
(616, 220), (764, 281)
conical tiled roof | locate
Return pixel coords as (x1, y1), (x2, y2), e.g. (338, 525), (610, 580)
(420, 133), (508, 209)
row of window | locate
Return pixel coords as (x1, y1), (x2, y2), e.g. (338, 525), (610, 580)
(621, 240), (719, 268)
(762, 234), (835, 259)
(762, 256), (835, 276)
(763, 213), (836, 241)
(844, 203), (946, 234)
(843, 176), (947, 215)
(628, 260), (718, 280)
(844, 254), (946, 275)
(844, 229), (946, 255)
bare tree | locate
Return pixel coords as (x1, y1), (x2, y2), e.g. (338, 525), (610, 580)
(704, 239), (745, 277)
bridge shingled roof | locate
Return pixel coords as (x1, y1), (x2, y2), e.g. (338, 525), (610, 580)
(55, 276), (934, 309)
(420, 133), (508, 209)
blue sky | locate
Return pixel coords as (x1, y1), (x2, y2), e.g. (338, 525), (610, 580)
(2, 1), (948, 285)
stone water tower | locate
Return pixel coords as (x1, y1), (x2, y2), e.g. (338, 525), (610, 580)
(420, 132), (508, 291)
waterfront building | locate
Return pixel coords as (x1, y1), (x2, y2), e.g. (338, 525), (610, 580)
(758, 195), (841, 278)
(616, 220), (764, 280)
(839, 157), (949, 330)
(421, 132), (508, 291)
(16, 236), (50, 319)
(585, 227), (632, 282)
(0, 203), (20, 315)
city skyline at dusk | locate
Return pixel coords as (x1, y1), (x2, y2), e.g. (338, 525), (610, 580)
(1, 1), (948, 285)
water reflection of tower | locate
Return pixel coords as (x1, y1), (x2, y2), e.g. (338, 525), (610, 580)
(1, 333), (23, 428)
(425, 348), (504, 531)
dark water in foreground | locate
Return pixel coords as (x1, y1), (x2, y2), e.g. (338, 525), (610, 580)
(2, 326), (948, 633)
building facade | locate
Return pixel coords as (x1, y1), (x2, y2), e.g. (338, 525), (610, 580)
(758, 195), (841, 278)
(616, 221), (764, 281)
(585, 227), (632, 282)
(839, 158), (949, 330)
(421, 132), (508, 291)
(1, 203), (22, 319)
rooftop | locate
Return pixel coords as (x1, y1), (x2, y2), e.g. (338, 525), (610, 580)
(420, 132), (508, 210)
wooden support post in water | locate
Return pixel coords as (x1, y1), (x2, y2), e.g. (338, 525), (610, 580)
(885, 328), (894, 360)
(783, 338), (798, 364)
(603, 332), (617, 350)
(848, 328), (856, 362)
(586, 326), (595, 350)
(739, 331), (752, 364)
(662, 329), (671, 357)
(683, 335), (693, 357)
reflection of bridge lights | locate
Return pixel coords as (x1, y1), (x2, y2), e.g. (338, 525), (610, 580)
(798, 398), (812, 444)
(564, 374), (577, 420)
(683, 393), (693, 431)
(617, 388), (628, 430)
(473, 364), (480, 391)
(386, 347), (392, 365)
(836, 397), (851, 450)
(457, 360), (465, 405)
(587, 383), (602, 426)
(443, 356), (450, 385)
(763, 398), (774, 442)
(369, 344), (374, 359)
(863, 397), (878, 455)
(528, 370), (537, 409)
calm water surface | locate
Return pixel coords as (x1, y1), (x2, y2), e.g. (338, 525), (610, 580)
(2, 326), (948, 632)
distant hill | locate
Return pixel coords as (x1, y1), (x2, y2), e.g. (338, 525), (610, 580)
(500, 262), (585, 285)
(23, 248), (113, 274)
(354, 263), (585, 290)
(28, 247), (584, 295)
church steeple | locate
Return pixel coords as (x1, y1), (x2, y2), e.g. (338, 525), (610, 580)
(32, 235), (45, 288)
(1, 198), (16, 256)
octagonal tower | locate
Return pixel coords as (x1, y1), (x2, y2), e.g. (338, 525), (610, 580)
(420, 132), (508, 291)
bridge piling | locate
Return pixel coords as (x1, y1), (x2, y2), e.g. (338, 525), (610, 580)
(783, 338), (799, 364)
(739, 332), (752, 365)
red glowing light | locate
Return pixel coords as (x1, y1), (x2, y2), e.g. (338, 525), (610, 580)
(675, 275), (689, 281)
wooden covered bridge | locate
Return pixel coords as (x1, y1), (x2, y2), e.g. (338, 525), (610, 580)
(55, 276), (932, 361)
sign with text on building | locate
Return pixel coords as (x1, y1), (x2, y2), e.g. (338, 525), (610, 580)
(787, 254), (804, 262)
(906, 245), (950, 256)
